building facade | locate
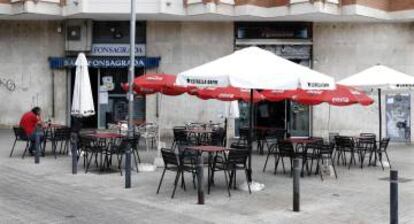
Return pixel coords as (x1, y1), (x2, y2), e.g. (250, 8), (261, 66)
(1, 0), (414, 142)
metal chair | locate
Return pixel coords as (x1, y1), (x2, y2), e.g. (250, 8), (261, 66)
(50, 127), (71, 158)
(211, 148), (251, 196)
(137, 123), (158, 151)
(371, 137), (391, 170)
(274, 140), (295, 175)
(262, 129), (286, 172)
(334, 136), (355, 166)
(355, 136), (376, 169)
(9, 126), (31, 158)
(156, 148), (197, 198)
(172, 126), (189, 149)
(315, 143), (337, 180)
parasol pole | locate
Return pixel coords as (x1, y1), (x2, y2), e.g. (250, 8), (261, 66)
(378, 88), (382, 142)
(125, 0), (136, 189)
(248, 89), (253, 182)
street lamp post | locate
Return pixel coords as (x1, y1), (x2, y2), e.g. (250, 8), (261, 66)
(126, 0), (136, 189)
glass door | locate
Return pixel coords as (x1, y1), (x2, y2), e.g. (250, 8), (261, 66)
(289, 101), (310, 137)
(97, 68), (145, 129)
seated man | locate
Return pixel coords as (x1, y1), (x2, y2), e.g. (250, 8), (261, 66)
(19, 107), (44, 155)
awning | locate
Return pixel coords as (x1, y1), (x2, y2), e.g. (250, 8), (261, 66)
(49, 56), (161, 69)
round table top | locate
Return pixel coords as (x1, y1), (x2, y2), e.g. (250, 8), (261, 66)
(184, 129), (214, 134)
(187, 146), (227, 153)
(86, 133), (125, 139)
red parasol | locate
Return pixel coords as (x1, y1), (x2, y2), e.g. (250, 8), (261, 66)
(291, 85), (374, 106)
(121, 74), (189, 96)
(195, 86), (265, 103)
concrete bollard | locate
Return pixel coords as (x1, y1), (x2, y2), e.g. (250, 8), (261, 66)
(390, 170), (398, 224)
(71, 133), (78, 174)
(293, 158), (300, 212)
(197, 153), (205, 204)
(125, 144), (131, 189)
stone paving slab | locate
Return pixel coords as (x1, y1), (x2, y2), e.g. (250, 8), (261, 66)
(0, 129), (413, 224)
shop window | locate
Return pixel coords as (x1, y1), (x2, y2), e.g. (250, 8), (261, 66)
(235, 22), (312, 40)
(93, 21), (146, 44)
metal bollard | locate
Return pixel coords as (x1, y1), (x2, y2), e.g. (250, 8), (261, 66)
(390, 170), (398, 224)
(197, 153), (205, 205)
(125, 145), (131, 189)
(34, 128), (40, 164)
(293, 158), (300, 212)
(71, 133), (78, 174)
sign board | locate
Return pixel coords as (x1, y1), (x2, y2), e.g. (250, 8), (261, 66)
(99, 86), (108, 104)
(91, 44), (146, 57)
(49, 56), (160, 69)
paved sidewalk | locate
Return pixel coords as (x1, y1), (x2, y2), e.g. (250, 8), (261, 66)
(0, 129), (413, 224)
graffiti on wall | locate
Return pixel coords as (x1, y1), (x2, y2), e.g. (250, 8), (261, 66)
(0, 78), (16, 92)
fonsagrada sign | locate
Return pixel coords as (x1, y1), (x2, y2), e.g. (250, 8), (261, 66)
(90, 44), (146, 57)
(49, 56), (161, 69)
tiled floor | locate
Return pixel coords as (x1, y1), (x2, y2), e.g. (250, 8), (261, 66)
(0, 129), (413, 224)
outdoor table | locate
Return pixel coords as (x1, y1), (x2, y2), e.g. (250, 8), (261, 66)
(286, 138), (322, 176)
(186, 145), (227, 204)
(349, 135), (379, 166)
(286, 137), (320, 153)
(83, 132), (126, 171)
(43, 124), (69, 156)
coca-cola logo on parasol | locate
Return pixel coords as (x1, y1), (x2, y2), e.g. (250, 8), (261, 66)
(218, 93), (236, 98)
(306, 90), (323, 95)
(332, 97), (350, 103)
(147, 76), (163, 81)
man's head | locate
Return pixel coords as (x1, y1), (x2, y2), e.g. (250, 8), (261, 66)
(31, 107), (41, 116)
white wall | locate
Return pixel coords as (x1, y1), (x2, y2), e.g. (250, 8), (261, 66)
(313, 23), (414, 141)
(0, 21), (66, 127)
(146, 21), (234, 137)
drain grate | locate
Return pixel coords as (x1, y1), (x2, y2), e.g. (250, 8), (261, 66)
(379, 177), (413, 183)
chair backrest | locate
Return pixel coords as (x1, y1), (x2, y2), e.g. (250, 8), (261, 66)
(317, 142), (335, 155)
(137, 123), (158, 134)
(161, 148), (179, 166)
(210, 127), (225, 146)
(230, 142), (249, 150)
(78, 136), (96, 151)
(278, 140), (295, 155)
(173, 127), (188, 142)
(380, 137), (390, 151)
(239, 128), (250, 140)
(357, 136), (376, 149)
(227, 149), (249, 165)
(360, 133), (376, 139)
(335, 136), (354, 148)
(117, 137), (139, 151)
(13, 126), (28, 140)
(328, 132), (339, 144)
(54, 127), (71, 140)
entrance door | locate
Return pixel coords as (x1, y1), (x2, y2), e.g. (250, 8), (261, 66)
(98, 68), (145, 128)
(70, 68), (99, 129)
(386, 94), (411, 142)
(289, 101), (310, 137)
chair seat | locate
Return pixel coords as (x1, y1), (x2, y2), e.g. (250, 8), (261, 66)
(214, 162), (245, 170)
